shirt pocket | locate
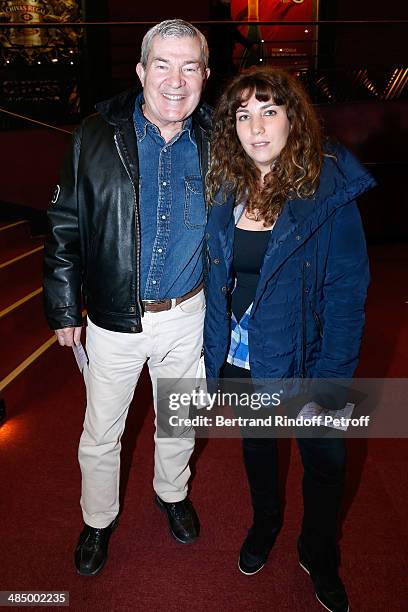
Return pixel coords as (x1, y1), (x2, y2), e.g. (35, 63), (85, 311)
(184, 176), (206, 229)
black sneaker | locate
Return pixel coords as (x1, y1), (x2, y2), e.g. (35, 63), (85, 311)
(155, 495), (200, 544)
(238, 525), (276, 576)
(238, 529), (269, 576)
(298, 537), (349, 612)
(74, 517), (118, 576)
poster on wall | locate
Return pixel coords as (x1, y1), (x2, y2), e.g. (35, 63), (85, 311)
(231, 0), (319, 70)
(0, 0), (82, 125)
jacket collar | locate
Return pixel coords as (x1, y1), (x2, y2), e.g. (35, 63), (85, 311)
(95, 87), (140, 124)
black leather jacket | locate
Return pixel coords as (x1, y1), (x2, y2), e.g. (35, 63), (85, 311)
(43, 88), (212, 333)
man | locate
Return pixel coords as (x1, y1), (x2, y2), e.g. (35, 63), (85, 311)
(43, 19), (211, 576)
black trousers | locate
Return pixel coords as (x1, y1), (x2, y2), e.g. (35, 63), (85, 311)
(222, 362), (346, 562)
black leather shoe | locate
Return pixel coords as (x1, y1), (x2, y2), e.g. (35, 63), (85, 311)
(298, 537), (349, 612)
(74, 517), (118, 576)
(155, 495), (200, 544)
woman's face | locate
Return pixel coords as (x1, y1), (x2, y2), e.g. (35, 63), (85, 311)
(235, 91), (290, 178)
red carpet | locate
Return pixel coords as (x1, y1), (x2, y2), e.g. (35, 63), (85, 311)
(0, 229), (407, 611)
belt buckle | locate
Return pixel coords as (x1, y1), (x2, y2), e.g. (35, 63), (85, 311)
(142, 298), (173, 312)
(143, 299), (167, 305)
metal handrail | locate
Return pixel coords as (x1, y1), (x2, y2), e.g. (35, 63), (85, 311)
(1, 20), (407, 27)
(0, 108), (73, 134)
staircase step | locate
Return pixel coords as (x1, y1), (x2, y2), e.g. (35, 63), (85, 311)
(0, 293), (52, 381)
(0, 340), (81, 410)
(0, 249), (43, 312)
(0, 238), (44, 266)
(0, 220), (32, 252)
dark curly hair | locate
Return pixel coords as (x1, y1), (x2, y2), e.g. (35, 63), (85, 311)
(207, 67), (323, 226)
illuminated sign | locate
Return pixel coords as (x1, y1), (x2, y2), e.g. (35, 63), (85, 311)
(231, 0), (319, 69)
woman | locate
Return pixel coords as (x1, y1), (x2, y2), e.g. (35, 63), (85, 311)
(204, 68), (376, 612)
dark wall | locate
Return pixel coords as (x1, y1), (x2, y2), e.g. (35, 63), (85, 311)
(318, 100), (407, 242)
(107, 1), (209, 21)
(81, 0), (112, 113)
(328, 0), (407, 18)
(320, 0), (407, 68)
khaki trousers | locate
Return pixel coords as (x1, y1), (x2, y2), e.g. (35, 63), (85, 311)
(79, 290), (205, 528)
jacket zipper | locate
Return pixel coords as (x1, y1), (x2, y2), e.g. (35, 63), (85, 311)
(300, 263), (306, 378)
(114, 132), (142, 320)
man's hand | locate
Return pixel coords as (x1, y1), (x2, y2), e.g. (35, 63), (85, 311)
(55, 326), (82, 347)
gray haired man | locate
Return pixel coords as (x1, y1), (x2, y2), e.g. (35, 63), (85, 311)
(43, 19), (211, 575)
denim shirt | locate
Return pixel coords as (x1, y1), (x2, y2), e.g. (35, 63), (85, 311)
(133, 93), (206, 300)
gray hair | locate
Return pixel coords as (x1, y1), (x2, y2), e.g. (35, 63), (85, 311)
(140, 19), (209, 69)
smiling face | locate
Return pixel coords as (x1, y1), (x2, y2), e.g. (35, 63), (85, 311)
(136, 35), (209, 141)
(235, 91), (291, 179)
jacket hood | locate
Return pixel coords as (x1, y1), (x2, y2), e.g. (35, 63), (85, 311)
(287, 142), (377, 226)
(320, 141), (376, 206)
(95, 87), (213, 131)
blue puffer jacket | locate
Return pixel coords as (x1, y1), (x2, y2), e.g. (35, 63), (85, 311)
(204, 144), (376, 382)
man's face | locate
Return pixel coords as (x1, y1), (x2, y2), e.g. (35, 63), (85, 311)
(136, 35), (209, 136)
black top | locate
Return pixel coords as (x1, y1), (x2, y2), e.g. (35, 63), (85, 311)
(231, 227), (271, 322)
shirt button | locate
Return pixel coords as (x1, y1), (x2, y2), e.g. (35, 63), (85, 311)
(131, 326), (137, 332)
(158, 248), (163, 253)
(295, 235), (301, 241)
(129, 306), (135, 313)
(305, 261), (311, 267)
(152, 280), (157, 285)
(213, 258), (220, 264)
(161, 215), (166, 220)
(162, 181), (167, 186)
(221, 286), (227, 294)
(205, 233), (210, 240)
(163, 148), (167, 153)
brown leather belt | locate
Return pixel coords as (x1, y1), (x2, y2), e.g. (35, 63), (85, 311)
(142, 282), (203, 313)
